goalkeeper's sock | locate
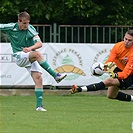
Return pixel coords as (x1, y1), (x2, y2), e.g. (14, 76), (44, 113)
(115, 91), (131, 102)
(39, 60), (57, 78)
(86, 81), (105, 91)
(35, 88), (43, 108)
(77, 81), (105, 92)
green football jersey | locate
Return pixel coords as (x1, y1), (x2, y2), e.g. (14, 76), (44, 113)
(0, 22), (39, 53)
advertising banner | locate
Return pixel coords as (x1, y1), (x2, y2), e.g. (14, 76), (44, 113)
(0, 43), (114, 86)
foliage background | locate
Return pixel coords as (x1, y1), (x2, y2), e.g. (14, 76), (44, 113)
(0, 0), (133, 25)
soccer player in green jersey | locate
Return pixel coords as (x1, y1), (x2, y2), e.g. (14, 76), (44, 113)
(0, 12), (67, 111)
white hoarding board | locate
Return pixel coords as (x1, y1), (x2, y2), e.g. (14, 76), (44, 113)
(0, 43), (114, 86)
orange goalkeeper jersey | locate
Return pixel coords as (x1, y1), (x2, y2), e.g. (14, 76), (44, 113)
(105, 41), (133, 79)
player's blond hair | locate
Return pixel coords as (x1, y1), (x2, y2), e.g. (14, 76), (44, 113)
(18, 12), (30, 21)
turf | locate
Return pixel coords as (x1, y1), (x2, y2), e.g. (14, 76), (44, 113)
(0, 93), (132, 133)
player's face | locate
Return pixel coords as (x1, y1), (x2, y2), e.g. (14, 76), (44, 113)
(124, 33), (133, 48)
(18, 18), (30, 30)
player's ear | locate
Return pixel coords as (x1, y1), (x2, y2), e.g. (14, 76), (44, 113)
(18, 20), (22, 23)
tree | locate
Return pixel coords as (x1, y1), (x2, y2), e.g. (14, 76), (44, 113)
(0, 0), (133, 25)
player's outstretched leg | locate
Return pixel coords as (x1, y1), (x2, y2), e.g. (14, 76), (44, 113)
(39, 60), (67, 83)
(70, 82), (105, 94)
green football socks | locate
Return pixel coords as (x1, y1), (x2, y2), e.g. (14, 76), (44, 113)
(39, 60), (57, 78)
(35, 88), (43, 108)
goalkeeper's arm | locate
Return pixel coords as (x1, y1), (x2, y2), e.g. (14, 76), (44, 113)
(104, 61), (133, 79)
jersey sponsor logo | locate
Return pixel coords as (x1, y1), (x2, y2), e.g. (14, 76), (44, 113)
(118, 57), (128, 65)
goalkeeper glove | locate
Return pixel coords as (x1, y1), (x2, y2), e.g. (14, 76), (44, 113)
(104, 62), (116, 72)
(109, 71), (118, 78)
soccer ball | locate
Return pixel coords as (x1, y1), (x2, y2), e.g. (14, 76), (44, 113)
(90, 62), (104, 76)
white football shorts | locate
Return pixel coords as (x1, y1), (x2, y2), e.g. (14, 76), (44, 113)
(13, 51), (42, 73)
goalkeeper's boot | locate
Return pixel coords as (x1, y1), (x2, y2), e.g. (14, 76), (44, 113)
(55, 73), (67, 83)
(36, 106), (47, 112)
(70, 84), (79, 94)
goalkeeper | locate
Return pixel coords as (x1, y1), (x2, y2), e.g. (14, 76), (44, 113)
(70, 29), (133, 102)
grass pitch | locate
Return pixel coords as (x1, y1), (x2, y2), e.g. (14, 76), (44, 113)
(0, 93), (132, 133)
